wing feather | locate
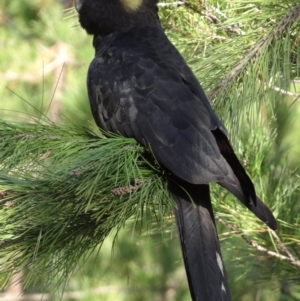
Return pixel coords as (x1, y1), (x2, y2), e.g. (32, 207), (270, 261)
(88, 28), (231, 184)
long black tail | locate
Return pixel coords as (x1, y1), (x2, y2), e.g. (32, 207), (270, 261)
(168, 179), (232, 301)
(212, 129), (277, 230)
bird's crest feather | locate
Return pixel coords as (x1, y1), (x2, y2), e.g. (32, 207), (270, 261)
(120, 0), (143, 12)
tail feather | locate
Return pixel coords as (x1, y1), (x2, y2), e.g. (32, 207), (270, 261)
(212, 129), (277, 230)
(218, 180), (277, 230)
(212, 129), (257, 204)
(168, 179), (232, 301)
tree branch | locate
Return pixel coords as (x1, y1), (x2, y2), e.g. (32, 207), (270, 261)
(216, 216), (300, 269)
(272, 86), (300, 97)
(158, 1), (184, 7)
(209, 4), (300, 100)
(198, 0), (245, 35)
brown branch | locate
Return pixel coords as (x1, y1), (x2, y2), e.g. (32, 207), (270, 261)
(160, 0), (244, 36)
(182, 0), (244, 37)
(209, 4), (300, 101)
(198, 0), (245, 35)
(5, 272), (24, 300)
(1, 42), (76, 84)
(270, 230), (298, 264)
(215, 216), (300, 269)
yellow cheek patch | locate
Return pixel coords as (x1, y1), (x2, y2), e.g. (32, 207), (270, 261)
(120, 0), (143, 12)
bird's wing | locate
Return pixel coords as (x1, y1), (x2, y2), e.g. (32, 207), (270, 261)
(87, 27), (276, 230)
(87, 28), (235, 185)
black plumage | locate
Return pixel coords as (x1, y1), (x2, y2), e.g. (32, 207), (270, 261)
(76, 1), (277, 300)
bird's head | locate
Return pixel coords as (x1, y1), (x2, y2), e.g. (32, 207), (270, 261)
(75, 0), (159, 36)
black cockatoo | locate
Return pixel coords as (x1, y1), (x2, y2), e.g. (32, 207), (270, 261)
(75, 1), (277, 300)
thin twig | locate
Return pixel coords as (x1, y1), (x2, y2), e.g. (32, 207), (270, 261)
(192, 0), (245, 35)
(1, 42), (76, 84)
(158, 2), (184, 7)
(215, 216), (300, 269)
(209, 4), (300, 100)
(161, 0), (244, 36)
(272, 86), (300, 97)
(270, 230), (297, 264)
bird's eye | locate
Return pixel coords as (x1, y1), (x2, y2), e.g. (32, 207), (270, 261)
(74, 0), (84, 12)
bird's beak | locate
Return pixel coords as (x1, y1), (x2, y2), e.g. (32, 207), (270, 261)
(74, 0), (84, 12)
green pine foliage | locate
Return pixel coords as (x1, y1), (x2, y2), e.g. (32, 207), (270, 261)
(0, 120), (174, 290)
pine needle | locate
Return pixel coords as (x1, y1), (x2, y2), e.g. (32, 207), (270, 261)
(0, 120), (173, 290)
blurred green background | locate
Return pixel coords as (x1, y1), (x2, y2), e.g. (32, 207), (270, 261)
(0, 0), (300, 300)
